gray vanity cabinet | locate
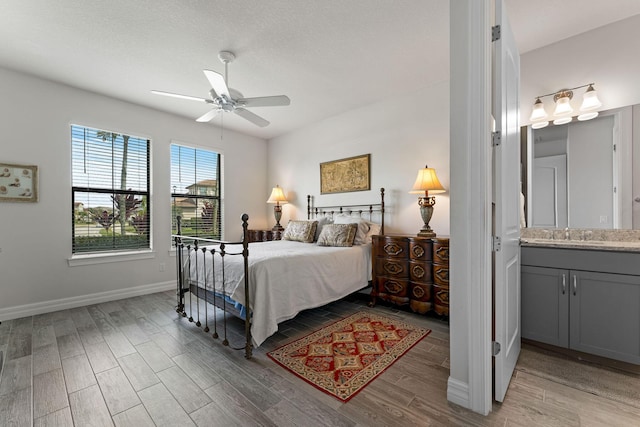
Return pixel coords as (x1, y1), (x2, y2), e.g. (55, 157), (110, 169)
(522, 246), (640, 365)
(569, 270), (640, 364)
(521, 266), (569, 347)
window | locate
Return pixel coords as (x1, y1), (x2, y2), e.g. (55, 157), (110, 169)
(171, 144), (222, 239)
(71, 125), (150, 254)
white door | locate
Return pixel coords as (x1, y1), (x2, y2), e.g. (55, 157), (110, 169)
(492, 0), (521, 403)
(532, 155), (568, 228)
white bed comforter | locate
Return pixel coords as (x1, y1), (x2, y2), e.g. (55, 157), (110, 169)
(187, 240), (371, 347)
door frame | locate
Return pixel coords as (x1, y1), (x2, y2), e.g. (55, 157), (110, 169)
(448, 0), (493, 415)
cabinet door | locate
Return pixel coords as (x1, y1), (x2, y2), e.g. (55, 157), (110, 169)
(569, 271), (640, 364)
(521, 266), (569, 347)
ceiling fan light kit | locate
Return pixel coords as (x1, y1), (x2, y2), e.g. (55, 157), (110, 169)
(153, 50), (290, 127)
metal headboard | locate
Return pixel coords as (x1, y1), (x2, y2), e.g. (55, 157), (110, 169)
(306, 187), (385, 234)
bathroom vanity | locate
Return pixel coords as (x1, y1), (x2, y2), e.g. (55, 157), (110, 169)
(520, 233), (640, 365)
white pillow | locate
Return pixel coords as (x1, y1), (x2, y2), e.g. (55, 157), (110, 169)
(333, 214), (370, 245)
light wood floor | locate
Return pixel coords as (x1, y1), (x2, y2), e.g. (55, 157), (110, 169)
(1, 290), (640, 426)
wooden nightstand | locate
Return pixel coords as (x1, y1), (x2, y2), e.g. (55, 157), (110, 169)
(432, 237), (450, 316)
(370, 235), (434, 314)
(247, 229), (282, 243)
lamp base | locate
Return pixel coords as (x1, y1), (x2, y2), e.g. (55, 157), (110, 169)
(272, 224), (284, 232)
(417, 229), (436, 238)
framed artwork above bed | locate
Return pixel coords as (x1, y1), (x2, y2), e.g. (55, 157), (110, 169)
(320, 154), (370, 194)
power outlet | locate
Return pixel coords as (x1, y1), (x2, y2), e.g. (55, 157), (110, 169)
(159, 262), (166, 272)
(599, 215), (608, 224)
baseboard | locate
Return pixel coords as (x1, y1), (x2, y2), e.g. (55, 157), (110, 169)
(447, 376), (470, 408)
(0, 281), (175, 322)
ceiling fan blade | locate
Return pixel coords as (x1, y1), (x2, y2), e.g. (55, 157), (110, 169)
(203, 69), (229, 98)
(151, 90), (209, 103)
(234, 108), (270, 127)
(238, 95), (291, 108)
(195, 109), (220, 123)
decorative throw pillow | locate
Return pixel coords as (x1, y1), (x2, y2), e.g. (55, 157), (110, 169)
(364, 221), (382, 244)
(283, 220), (318, 243)
(316, 223), (358, 247)
(333, 214), (371, 245)
(314, 216), (334, 241)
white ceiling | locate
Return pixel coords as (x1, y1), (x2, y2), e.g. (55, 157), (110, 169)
(2, 1), (640, 140)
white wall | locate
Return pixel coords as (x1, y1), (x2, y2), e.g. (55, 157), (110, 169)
(0, 67), (268, 318)
(521, 14), (640, 125)
(266, 81), (450, 237)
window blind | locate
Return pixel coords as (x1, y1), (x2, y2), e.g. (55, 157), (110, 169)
(170, 143), (222, 240)
(71, 125), (150, 253)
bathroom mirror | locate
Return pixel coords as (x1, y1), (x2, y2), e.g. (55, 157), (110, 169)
(522, 105), (639, 230)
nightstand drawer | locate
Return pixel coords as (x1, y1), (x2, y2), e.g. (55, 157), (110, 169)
(409, 260), (433, 283)
(408, 238), (433, 261)
(433, 264), (449, 286)
(374, 277), (409, 298)
(375, 258), (409, 278)
(410, 282), (432, 302)
(433, 238), (450, 264)
(433, 283), (450, 316)
(374, 236), (409, 259)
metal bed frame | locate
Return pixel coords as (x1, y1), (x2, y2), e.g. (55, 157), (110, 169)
(173, 188), (385, 359)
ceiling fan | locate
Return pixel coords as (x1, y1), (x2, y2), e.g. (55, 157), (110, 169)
(152, 51), (290, 127)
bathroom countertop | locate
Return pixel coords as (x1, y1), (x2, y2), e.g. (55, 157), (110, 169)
(520, 238), (640, 253)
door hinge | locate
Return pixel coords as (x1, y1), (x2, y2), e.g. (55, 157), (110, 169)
(492, 236), (501, 252)
(492, 131), (501, 147)
(613, 144), (617, 152)
(492, 341), (501, 356)
(492, 25), (501, 42)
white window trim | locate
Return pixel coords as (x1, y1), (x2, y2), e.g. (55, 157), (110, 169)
(68, 250), (155, 267)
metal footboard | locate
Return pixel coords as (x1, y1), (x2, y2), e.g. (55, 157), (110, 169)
(173, 214), (252, 359)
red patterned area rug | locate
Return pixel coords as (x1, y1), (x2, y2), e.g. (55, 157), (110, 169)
(267, 311), (431, 402)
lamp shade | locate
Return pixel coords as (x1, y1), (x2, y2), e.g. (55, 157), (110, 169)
(529, 98), (548, 122)
(580, 84), (602, 112)
(578, 111), (599, 121)
(553, 95), (573, 116)
(409, 166), (446, 194)
(553, 116), (572, 125)
(267, 185), (288, 204)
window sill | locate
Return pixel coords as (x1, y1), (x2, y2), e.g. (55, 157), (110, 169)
(68, 250), (156, 267)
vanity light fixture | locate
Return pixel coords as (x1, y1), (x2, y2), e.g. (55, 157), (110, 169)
(529, 83), (602, 128)
(409, 165), (446, 238)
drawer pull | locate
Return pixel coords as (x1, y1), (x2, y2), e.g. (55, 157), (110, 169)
(435, 246), (449, 260)
(411, 245), (425, 258)
(412, 265), (425, 279)
(383, 243), (404, 256)
(561, 274), (566, 295)
(384, 280), (404, 294)
(384, 262), (404, 275)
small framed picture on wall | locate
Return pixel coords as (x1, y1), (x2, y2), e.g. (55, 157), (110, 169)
(0, 163), (38, 202)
